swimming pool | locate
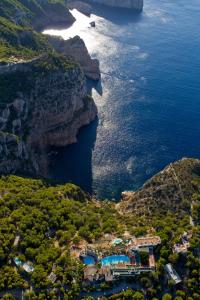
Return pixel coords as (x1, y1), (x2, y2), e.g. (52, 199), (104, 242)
(82, 255), (96, 265)
(112, 238), (123, 246)
(101, 255), (130, 266)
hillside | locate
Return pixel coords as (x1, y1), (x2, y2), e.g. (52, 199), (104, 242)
(119, 158), (200, 218)
(0, 159), (199, 299)
(0, 0), (75, 28)
(0, 1), (199, 300)
(0, 0), (75, 62)
(0, 175), (123, 298)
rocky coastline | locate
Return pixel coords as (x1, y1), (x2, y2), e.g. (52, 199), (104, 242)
(67, 1), (93, 16)
(48, 35), (101, 81)
(0, 55), (98, 176)
(119, 157), (200, 216)
(85, 0), (143, 11)
(0, 1), (100, 177)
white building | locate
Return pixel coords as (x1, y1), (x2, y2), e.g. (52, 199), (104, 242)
(165, 263), (181, 285)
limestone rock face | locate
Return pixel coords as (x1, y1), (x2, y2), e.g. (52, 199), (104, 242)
(86, 0), (143, 10)
(67, 1), (92, 16)
(119, 158), (200, 216)
(33, 4), (75, 30)
(0, 56), (97, 176)
(0, 131), (29, 174)
(48, 35), (101, 81)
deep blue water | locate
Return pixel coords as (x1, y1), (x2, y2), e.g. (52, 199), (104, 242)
(48, 0), (200, 200)
(101, 255), (130, 266)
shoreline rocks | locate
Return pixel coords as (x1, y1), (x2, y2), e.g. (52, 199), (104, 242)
(85, 0), (143, 11)
(32, 2), (76, 30)
(67, 1), (92, 16)
(48, 35), (101, 81)
(0, 55), (98, 176)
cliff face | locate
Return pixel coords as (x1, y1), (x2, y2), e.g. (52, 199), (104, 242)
(0, 55), (97, 176)
(86, 0), (143, 10)
(0, 0), (100, 178)
(31, 1), (75, 30)
(48, 35), (101, 81)
(0, 132), (29, 174)
(0, 0), (75, 29)
(67, 1), (92, 16)
(119, 158), (200, 216)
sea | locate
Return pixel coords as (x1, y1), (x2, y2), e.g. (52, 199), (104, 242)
(44, 0), (200, 200)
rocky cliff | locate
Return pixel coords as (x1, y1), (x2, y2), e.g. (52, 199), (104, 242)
(119, 158), (200, 216)
(67, 1), (92, 16)
(0, 0), (75, 29)
(0, 0), (100, 177)
(0, 55), (97, 176)
(85, 0), (143, 11)
(48, 35), (101, 80)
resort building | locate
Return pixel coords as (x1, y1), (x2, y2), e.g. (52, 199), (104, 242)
(48, 265), (57, 283)
(164, 263), (182, 285)
(23, 263), (34, 273)
(149, 246), (156, 268)
(173, 243), (188, 253)
(13, 235), (20, 247)
(128, 236), (161, 250)
(81, 235), (161, 283)
(173, 232), (191, 254)
(84, 265), (98, 282)
(112, 265), (152, 277)
(14, 258), (34, 273)
(48, 272), (57, 283)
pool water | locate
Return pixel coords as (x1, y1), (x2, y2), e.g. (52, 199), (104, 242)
(14, 257), (23, 266)
(101, 255), (130, 266)
(112, 238), (123, 245)
(82, 255), (96, 265)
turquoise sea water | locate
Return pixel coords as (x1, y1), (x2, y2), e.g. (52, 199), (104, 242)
(101, 255), (130, 266)
(47, 0), (200, 199)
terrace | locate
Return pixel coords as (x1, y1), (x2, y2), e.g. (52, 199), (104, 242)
(173, 231), (191, 254)
(80, 235), (161, 282)
(128, 236), (161, 250)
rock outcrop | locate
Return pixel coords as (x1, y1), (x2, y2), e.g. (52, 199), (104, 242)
(0, 0), (75, 30)
(0, 0), (100, 178)
(32, 2), (76, 30)
(48, 35), (101, 81)
(119, 158), (200, 216)
(0, 55), (97, 176)
(85, 0), (143, 11)
(0, 131), (29, 174)
(67, 1), (92, 16)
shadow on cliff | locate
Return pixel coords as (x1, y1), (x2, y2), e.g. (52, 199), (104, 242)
(49, 117), (98, 194)
(87, 78), (103, 96)
(90, 3), (143, 25)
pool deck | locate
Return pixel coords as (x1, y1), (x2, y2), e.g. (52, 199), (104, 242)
(79, 235), (161, 282)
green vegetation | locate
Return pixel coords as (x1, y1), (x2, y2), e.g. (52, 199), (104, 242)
(0, 0), (73, 62)
(0, 174), (199, 299)
(0, 175), (121, 298)
(0, 16), (51, 61)
(0, 1), (199, 300)
(0, 0), (68, 26)
(0, 53), (77, 105)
